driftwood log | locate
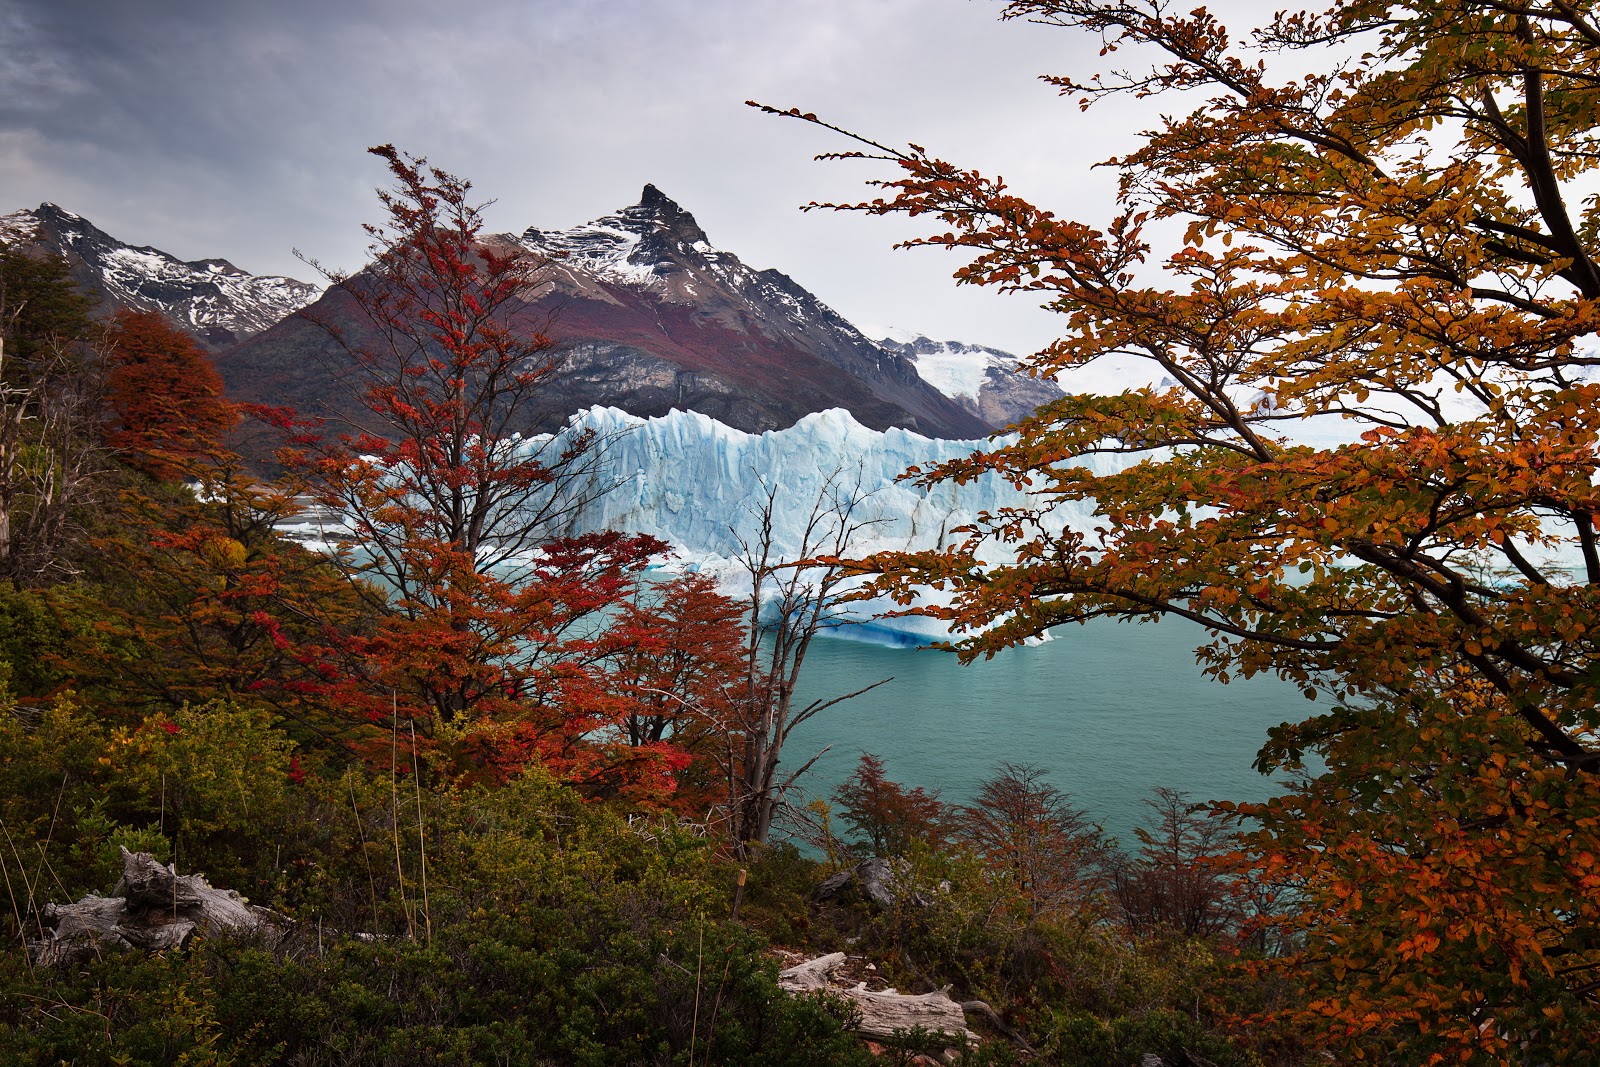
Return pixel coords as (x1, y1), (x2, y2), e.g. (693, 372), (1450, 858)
(30, 846), (284, 965)
(778, 952), (981, 1045)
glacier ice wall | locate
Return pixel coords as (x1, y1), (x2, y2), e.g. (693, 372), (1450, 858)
(540, 406), (1120, 561)
(528, 406), (1128, 643)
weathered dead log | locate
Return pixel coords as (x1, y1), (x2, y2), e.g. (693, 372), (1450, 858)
(778, 952), (980, 1045)
(29, 847), (285, 965)
(958, 998), (1034, 1053)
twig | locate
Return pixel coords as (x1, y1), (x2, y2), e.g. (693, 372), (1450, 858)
(410, 720), (431, 945)
(0, 818), (45, 946)
(391, 701), (413, 941)
(31, 773), (68, 900)
(347, 771), (381, 935)
(689, 922), (704, 1066)
(0, 823), (31, 970)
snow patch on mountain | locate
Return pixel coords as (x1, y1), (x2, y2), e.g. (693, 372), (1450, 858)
(0, 209), (42, 244)
(893, 337), (1008, 400)
(93, 245), (321, 337)
(873, 333), (1065, 428)
(521, 184), (722, 294)
(524, 219), (651, 286)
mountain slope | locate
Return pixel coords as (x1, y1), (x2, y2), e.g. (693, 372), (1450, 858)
(0, 203), (321, 347)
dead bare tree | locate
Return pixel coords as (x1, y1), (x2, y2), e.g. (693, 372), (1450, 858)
(0, 252), (110, 587)
(722, 469), (888, 859)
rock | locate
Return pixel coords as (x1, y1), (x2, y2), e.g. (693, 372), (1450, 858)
(29, 847), (285, 966)
(816, 858), (903, 910)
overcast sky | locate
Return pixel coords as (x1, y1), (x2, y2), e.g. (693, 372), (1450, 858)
(1, 0), (1232, 354)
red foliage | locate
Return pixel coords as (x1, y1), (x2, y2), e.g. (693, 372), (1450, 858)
(285, 147), (742, 795)
(599, 571), (750, 812)
(833, 753), (947, 857)
(104, 309), (238, 479)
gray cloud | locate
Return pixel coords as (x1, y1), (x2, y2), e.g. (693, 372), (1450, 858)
(1, 0), (1191, 354)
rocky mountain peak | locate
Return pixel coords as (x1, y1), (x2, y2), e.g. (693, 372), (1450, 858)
(630, 184), (709, 247)
(521, 184), (713, 284)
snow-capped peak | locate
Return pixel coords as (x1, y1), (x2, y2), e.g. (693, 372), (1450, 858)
(502, 188), (996, 436)
(872, 332), (1065, 429)
(1, 203), (323, 343)
(876, 334), (1023, 402)
(520, 184), (714, 289)
(0, 208), (42, 244)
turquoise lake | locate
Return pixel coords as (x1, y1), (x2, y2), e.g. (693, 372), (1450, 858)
(783, 618), (1315, 846)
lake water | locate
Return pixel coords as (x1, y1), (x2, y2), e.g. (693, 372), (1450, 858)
(783, 618), (1314, 846)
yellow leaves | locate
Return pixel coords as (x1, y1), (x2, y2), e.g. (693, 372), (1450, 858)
(199, 535), (248, 572)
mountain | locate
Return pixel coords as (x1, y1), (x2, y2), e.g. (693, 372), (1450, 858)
(515, 185), (990, 436)
(875, 332), (1064, 429)
(0, 203), (322, 347)
(1, 195), (1053, 441)
(220, 186), (992, 440)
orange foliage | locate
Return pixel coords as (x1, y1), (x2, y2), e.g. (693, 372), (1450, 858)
(104, 309), (237, 479)
(764, 0), (1600, 1058)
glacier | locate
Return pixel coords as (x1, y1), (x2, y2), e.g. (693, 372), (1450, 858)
(531, 405), (1128, 643)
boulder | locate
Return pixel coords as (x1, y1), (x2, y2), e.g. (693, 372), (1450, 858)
(816, 858), (905, 910)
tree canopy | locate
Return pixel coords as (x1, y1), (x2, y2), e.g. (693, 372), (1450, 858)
(761, 0), (1600, 1059)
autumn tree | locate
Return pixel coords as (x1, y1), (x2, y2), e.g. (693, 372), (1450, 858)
(593, 571), (749, 809)
(760, 0), (1600, 1058)
(289, 146), (670, 787)
(103, 309), (238, 479)
(832, 752), (947, 858)
(73, 472), (369, 747)
(604, 572), (747, 750)
(1107, 788), (1242, 942)
(961, 762), (1105, 919)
